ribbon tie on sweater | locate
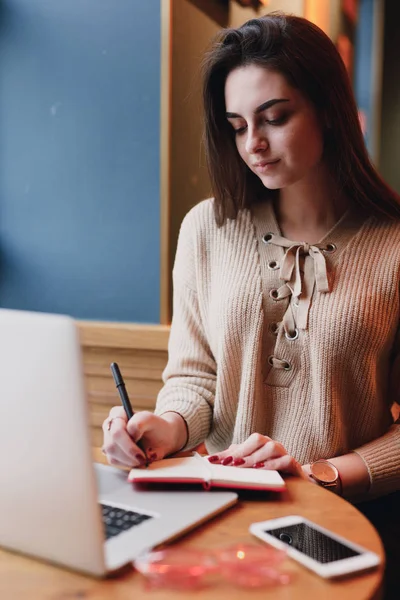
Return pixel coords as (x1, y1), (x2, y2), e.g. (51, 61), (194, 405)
(267, 233), (330, 335)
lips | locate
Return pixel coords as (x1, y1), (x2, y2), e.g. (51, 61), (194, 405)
(253, 159), (280, 168)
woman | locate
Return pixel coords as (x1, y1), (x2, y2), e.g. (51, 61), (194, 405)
(102, 14), (400, 502)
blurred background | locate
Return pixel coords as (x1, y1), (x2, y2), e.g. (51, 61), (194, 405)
(0, 0), (397, 326)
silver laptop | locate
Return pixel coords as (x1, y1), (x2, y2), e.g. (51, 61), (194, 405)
(0, 309), (237, 576)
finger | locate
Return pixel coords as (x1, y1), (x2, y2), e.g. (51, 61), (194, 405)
(101, 406), (127, 434)
(209, 434), (272, 465)
(109, 406), (128, 420)
(126, 411), (163, 456)
(102, 438), (137, 467)
(126, 411), (154, 442)
(243, 440), (286, 467)
(207, 444), (239, 464)
(102, 417), (127, 435)
(106, 454), (137, 468)
(233, 433), (272, 458)
(104, 417), (146, 464)
(126, 413), (170, 462)
(103, 430), (146, 466)
(258, 454), (302, 476)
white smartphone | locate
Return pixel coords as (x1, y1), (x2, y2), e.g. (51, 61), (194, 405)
(250, 515), (381, 579)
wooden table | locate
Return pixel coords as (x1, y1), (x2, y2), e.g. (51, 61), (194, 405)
(0, 451), (384, 600)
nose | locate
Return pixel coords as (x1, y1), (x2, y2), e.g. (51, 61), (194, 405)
(245, 124), (269, 154)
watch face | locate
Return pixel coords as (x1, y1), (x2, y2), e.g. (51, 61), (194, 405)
(311, 461), (337, 484)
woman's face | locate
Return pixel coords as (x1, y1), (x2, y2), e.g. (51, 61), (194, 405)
(224, 64), (325, 190)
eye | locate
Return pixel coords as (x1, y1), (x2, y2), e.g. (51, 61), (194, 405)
(266, 115), (288, 126)
(233, 125), (247, 135)
(227, 120), (247, 135)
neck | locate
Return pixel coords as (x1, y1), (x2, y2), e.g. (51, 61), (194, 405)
(274, 164), (349, 242)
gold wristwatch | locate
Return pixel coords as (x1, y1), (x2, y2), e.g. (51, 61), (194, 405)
(309, 460), (342, 495)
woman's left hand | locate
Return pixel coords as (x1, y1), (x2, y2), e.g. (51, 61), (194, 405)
(208, 433), (306, 478)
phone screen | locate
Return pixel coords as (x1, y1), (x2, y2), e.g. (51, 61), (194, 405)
(263, 522), (361, 564)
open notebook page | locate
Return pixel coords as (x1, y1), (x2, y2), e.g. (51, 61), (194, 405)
(128, 453), (285, 489)
(206, 460), (285, 487)
(128, 456), (211, 482)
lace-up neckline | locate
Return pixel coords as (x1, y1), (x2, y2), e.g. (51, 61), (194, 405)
(252, 200), (367, 349)
(263, 232), (331, 337)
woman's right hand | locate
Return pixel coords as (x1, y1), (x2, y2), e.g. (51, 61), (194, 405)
(101, 407), (187, 468)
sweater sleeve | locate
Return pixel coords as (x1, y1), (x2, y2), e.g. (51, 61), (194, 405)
(353, 325), (400, 498)
(154, 208), (216, 450)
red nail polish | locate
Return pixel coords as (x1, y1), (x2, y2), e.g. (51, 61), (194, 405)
(233, 458), (245, 466)
(149, 452), (157, 461)
(222, 456), (233, 465)
(253, 462), (265, 469)
(208, 455), (219, 463)
(136, 454), (145, 463)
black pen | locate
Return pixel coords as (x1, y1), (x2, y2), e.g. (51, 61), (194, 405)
(110, 362), (147, 463)
(110, 362), (134, 419)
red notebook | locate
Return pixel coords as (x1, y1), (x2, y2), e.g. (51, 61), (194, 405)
(128, 453), (285, 492)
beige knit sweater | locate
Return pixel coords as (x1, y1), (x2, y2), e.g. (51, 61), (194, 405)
(155, 199), (400, 498)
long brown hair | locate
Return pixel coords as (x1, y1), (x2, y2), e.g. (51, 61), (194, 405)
(202, 13), (400, 226)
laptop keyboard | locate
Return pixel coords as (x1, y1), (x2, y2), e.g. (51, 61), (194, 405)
(101, 503), (153, 540)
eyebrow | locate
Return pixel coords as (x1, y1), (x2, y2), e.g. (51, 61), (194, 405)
(226, 98), (290, 119)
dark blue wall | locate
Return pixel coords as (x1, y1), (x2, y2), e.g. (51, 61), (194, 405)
(0, 0), (161, 322)
(354, 0), (374, 153)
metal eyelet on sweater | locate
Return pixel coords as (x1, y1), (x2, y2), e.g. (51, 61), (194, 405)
(268, 355), (292, 371)
(268, 260), (279, 270)
(262, 232), (274, 244)
(269, 289), (279, 300)
(322, 243), (337, 254)
(285, 328), (299, 341)
(269, 322), (280, 335)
